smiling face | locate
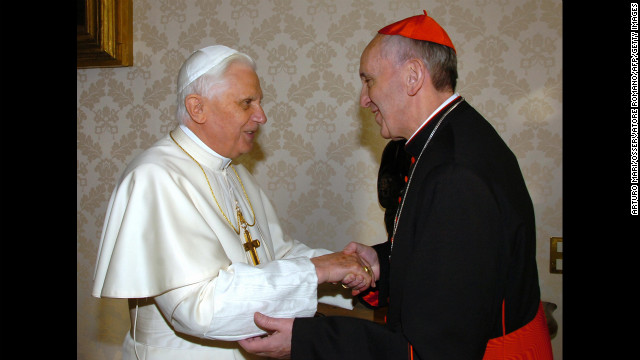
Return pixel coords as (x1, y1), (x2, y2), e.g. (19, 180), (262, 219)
(359, 36), (407, 140)
(200, 62), (267, 159)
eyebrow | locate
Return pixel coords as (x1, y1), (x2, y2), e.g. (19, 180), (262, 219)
(240, 93), (263, 104)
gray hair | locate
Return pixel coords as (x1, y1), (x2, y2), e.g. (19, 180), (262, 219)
(378, 34), (458, 92)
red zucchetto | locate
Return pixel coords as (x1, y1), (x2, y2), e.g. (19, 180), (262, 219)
(378, 10), (456, 53)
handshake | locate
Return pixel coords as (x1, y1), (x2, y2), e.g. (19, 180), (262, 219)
(311, 241), (379, 296)
(238, 241), (379, 358)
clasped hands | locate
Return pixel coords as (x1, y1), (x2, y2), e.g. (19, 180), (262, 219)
(238, 242), (378, 359)
(311, 242), (377, 296)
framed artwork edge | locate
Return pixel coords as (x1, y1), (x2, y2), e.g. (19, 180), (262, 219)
(77, 0), (133, 69)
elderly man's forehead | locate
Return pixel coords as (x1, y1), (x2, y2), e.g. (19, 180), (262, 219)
(359, 38), (388, 74)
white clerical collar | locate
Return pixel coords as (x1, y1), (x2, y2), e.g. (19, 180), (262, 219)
(406, 93), (460, 144)
(179, 124), (232, 169)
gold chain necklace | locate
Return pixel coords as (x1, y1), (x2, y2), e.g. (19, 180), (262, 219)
(390, 97), (464, 259)
(169, 131), (256, 234)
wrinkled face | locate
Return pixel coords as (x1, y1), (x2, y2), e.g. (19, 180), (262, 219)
(359, 38), (405, 140)
(202, 62), (267, 158)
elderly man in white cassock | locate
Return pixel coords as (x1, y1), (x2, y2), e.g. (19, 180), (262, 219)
(92, 45), (375, 360)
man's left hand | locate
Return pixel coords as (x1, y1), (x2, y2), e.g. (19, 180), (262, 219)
(238, 312), (293, 359)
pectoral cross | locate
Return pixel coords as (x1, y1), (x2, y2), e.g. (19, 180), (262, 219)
(237, 206), (260, 265)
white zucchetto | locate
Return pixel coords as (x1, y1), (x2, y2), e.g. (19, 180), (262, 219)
(177, 45), (239, 94)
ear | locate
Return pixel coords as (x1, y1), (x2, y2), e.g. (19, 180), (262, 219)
(185, 94), (206, 124)
(405, 58), (426, 96)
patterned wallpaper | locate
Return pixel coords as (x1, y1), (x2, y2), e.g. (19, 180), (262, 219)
(76, 0), (563, 358)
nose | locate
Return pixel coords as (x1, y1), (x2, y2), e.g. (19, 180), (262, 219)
(253, 104), (267, 124)
(359, 83), (371, 108)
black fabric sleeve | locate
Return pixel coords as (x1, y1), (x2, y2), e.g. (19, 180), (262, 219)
(291, 316), (408, 360)
(356, 240), (391, 308)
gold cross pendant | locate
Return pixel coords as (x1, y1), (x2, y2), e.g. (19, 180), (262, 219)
(242, 228), (261, 265)
(237, 205), (260, 265)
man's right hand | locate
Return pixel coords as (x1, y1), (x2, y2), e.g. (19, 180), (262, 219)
(310, 252), (374, 295)
(342, 241), (379, 281)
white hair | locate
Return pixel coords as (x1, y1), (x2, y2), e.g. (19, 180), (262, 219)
(175, 52), (256, 124)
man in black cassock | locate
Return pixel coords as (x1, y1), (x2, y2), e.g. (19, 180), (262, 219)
(239, 11), (553, 360)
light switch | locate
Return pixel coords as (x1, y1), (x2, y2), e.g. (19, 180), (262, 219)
(550, 237), (562, 274)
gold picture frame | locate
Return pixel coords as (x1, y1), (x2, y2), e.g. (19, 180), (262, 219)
(77, 0), (133, 68)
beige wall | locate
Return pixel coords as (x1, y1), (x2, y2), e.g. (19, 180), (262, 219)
(77, 0), (563, 358)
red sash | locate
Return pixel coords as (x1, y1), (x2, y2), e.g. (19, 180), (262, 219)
(482, 301), (553, 359)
